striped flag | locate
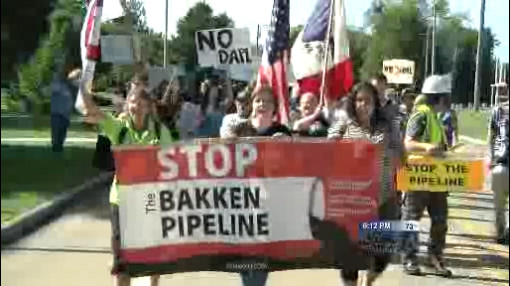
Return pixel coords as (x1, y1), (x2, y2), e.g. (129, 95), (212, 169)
(256, 0), (290, 126)
(75, 0), (103, 114)
(291, 0), (353, 100)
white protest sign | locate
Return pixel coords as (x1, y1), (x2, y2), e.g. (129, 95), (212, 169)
(100, 35), (134, 65)
(196, 28), (253, 67)
(382, 59), (415, 84)
(147, 65), (185, 92)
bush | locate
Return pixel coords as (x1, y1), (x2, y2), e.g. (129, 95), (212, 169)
(17, 0), (80, 115)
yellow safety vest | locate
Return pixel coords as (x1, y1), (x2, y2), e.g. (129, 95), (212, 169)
(411, 104), (446, 145)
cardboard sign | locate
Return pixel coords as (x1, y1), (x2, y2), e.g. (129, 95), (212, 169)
(100, 35), (134, 65)
(147, 66), (185, 91)
(397, 155), (485, 192)
(113, 139), (382, 276)
(196, 28), (253, 67)
(382, 59), (415, 84)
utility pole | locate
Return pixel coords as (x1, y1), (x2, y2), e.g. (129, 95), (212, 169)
(474, 0), (486, 111)
(424, 25), (430, 77)
(431, 0), (437, 75)
(164, 0), (168, 68)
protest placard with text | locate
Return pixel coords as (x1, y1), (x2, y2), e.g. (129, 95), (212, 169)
(196, 28), (253, 67)
(113, 139), (382, 276)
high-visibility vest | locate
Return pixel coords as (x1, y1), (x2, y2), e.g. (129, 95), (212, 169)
(411, 104), (446, 145)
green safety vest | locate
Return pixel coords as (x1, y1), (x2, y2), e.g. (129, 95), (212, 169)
(412, 104), (446, 144)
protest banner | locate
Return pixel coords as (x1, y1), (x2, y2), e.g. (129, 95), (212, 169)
(100, 35), (134, 65)
(113, 139), (382, 276)
(382, 59), (415, 85)
(196, 28), (253, 67)
(397, 154), (485, 192)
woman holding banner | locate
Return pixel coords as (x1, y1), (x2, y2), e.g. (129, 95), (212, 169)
(78, 79), (179, 286)
(328, 82), (404, 286)
(221, 82), (292, 139)
(220, 81), (291, 286)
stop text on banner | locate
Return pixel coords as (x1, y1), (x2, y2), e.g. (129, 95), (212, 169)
(397, 155), (485, 192)
(113, 139), (383, 275)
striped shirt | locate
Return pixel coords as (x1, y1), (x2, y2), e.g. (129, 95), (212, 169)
(327, 113), (403, 205)
(489, 104), (509, 165)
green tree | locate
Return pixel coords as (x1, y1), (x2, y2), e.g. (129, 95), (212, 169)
(348, 28), (371, 82)
(168, 2), (234, 69)
(361, 0), (427, 81)
(289, 25), (304, 47)
(1, 0), (57, 80)
(17, 0), (82, 109)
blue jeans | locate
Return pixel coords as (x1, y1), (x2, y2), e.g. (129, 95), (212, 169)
(240, 271), (268, 286)
(51, 114), (70, 152)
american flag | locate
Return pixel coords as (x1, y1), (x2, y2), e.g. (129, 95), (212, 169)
(257, 0), (290, 126)
(75, 0), (103, 114)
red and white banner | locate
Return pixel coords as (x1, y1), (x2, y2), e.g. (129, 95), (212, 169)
(114, 139), (382, 276)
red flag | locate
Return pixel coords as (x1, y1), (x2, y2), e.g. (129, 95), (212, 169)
(291, 0), (354, 100)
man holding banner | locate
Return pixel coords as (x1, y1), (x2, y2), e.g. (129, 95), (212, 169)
(401, 75), (452, 277)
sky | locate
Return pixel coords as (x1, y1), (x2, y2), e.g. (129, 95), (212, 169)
(103, 0), (509, 62)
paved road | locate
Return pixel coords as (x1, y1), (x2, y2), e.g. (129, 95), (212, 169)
(2, 174), (508, 286)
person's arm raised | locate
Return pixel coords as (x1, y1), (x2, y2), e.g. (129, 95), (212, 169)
(79, 80), (105, 124)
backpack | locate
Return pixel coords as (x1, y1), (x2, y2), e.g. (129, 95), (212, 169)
(92, 121), (177, 171)
(92, 128), (128, 171)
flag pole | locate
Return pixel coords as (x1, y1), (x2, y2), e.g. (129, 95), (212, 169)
(319, 0), (335, 105)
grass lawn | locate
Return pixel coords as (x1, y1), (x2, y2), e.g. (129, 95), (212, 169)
(1, 113), (101, 223)
(1, 145), (100, 223)
(1, 114), (97, 139)
(457, 109), (491, 141)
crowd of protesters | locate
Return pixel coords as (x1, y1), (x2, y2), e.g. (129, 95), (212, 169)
(54, 66), (508, 286)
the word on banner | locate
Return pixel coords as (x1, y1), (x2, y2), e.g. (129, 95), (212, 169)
(397, 155), (485, 192)
(382, 59), (415, 85)
(196, 28), (253, 67)
(113, 140), (382, 276)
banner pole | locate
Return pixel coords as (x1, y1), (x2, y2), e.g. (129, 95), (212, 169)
(319, 0), (335, 106)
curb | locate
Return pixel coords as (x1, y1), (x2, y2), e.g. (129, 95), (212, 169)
(459, 135), (486, 145)
(1, 171), (114, 246)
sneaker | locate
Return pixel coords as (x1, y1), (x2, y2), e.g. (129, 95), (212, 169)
(403, 259), (421, 276)
(496, 229), (509, 245)
(428, 255), (453, 278)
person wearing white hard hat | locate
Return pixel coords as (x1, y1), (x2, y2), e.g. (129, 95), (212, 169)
(401, 74), (452, 277)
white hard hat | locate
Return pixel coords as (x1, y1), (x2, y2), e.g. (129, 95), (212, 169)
(421, 74), (452, 94)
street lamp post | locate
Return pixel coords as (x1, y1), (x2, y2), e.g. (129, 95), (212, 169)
(474, 0), (486, 111)
(164, 0), (168, 68)
(431, 0), (436, 75)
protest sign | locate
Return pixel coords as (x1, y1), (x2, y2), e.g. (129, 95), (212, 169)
(382, 59), (415, 85)
(113, 139), (382, 276)
(397, 154), (485, 192)
(100, 35), (134, 65)
(196, 28), (253, 67)
(147, 66), (185, 92)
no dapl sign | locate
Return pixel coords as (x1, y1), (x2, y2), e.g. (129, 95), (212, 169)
(195, 28), (253, 67)
(382, 59), (415, 85)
